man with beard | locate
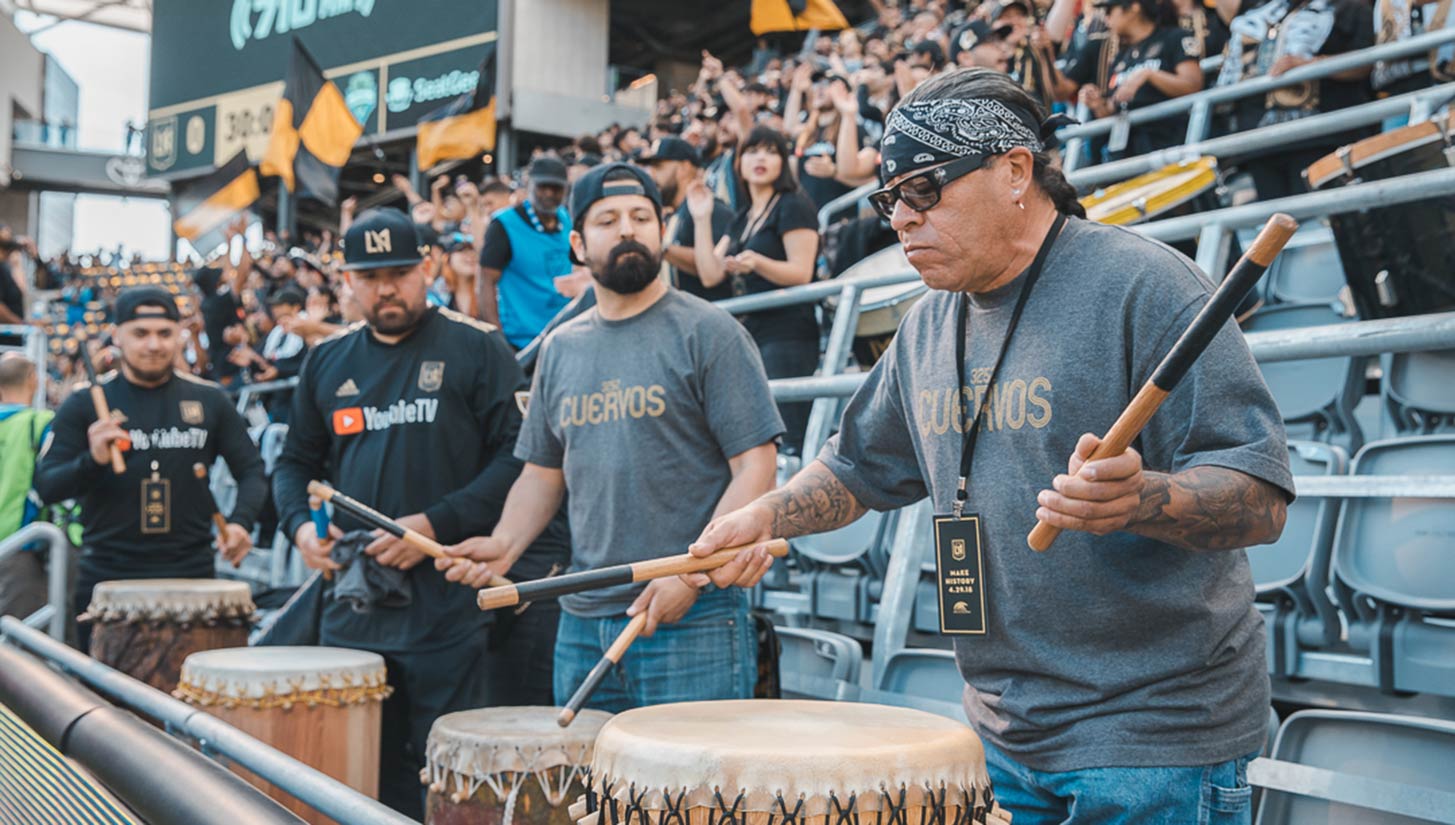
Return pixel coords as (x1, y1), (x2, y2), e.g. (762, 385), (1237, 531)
(477, 156), (574, 348)
(272, 208), (570, 817)
(439, 164), (782, 712)
(34, 287), (265, 649)
(639, 136), (734, 301)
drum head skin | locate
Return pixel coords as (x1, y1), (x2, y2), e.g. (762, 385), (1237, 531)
(591, 700), (990, 817)
(1081, 156), (1218, 225)
(428, 707), (611, 779)
(176, 646), (389, 707)
(85, 578), (255, 623)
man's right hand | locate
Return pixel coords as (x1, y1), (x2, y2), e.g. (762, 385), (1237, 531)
(294, 522), (343, 573)
(87, 415), (129, 466)
(438, 536), (518, 587)
(685, 504), (777, 590)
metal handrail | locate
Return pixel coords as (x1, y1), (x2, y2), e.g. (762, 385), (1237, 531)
(0, 617), (417, 825)
(715, 270), (920, 315)
(0, 522), (70, 641)
(1067, 83), (1455, 190)
(233, 376), (300, 413)
(1057, 26), (1455, 144)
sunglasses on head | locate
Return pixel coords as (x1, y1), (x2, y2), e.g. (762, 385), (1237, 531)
(868, 154), (990, 220)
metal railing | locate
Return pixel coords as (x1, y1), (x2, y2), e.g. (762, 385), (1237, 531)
(233, 376), (300, 414)
(0, 522), (70, 641)
(1059, 26), (1455, 172)
(0, 617), (417, 825)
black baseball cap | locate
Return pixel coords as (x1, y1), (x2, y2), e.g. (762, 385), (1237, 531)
(637, 137), (701, 166)
(268, 286), (307, 307)
(951, 20), (1014, 59)
(569, 162), (663, 231)
(414, 222), (442, 250)
(114, 286), (180, 324)
(992, 0), (1032, 19)
(341, 208), (427, 271)
(528, 156), (569, 187)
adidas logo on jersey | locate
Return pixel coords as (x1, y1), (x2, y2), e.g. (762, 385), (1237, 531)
(336, 378), (360, 397)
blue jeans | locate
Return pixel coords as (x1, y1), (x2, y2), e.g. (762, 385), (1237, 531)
(553, 586), (756, 711)
(983, 740), (1256, 825)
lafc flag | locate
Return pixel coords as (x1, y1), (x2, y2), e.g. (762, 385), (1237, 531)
(260, 37), (363, 206)
(416, 45), (498, 171)
(173, 150), (259, 252)
(750, 0), (849, 35)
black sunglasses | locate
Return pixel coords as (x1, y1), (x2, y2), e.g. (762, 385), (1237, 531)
(868, 154), (989, 220)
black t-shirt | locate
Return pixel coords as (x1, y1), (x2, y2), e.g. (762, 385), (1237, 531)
(272, 307), (571, 651)
(200, 289), (244, 380)
(1182, 6), (1230, 61)
(670, 200), (736, 303)
(0, 261), (23, 321)
(33, 371), (268, 574)
(1067, 27), (1201, 153)
(727, 190), (821, 343)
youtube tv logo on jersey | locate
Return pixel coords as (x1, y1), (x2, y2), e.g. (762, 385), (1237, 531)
(332, 407), (365, 435)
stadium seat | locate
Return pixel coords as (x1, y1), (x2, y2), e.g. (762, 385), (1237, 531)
(1253, 710), (1455, 824)
(1384, 349), (1455, 433)
(776, 626), (862, 700)
(1242, 303), (1366, 451)
(1264, 225), (1347, 305)
(795, 509), (884, 565)
(1253, 441), (1346, 676)
(863, 648), (967, 722)
(1331, 435), (1455, 696)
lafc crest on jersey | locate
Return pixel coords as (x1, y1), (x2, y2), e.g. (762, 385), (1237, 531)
(418, 361), (445, 392)
(179, 400), (204, 425)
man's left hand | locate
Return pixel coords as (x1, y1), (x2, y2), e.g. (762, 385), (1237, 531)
(1034, 433), (1145, 536)
(626, 578), (700, 637)
(365, 513), (433, 570)
(216, 523), (253, 567)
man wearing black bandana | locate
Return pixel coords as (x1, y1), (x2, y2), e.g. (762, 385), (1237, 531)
(441, 163), (783, 714)
(692, 69), (1293, 825)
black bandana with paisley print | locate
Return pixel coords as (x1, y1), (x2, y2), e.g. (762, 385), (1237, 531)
(880, 97), (1069, 182)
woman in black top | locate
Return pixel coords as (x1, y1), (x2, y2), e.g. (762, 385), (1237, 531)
(690, 127), (820, 454)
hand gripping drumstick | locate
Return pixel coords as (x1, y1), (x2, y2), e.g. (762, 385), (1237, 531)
(306, 481), (512, 587)
(477, 539), (790, 611)
(1026, 212), (1299, 553)
(193, 463), (236, 565)
(557, 612), (647, 727)
(78, 343), (126, 474)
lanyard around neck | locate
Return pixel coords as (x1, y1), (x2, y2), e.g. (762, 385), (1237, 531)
(951, 212), (1066, 518)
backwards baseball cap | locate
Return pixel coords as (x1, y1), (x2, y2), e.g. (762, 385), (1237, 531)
(991, 0), (1032, 19)
(341, 208), (427, 271)
(951, 20), (1013, 60)
(528, 156), (569, 186)
(569, 162), (663, 231)
(636, 137), (701, 166)
(114, 286), (180, 324)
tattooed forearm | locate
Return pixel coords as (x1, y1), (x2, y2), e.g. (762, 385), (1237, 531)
(754, 460), (869, 539)
(1128, 466), (1288, 552)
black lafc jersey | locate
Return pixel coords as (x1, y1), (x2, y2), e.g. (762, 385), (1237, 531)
(35, 370), (267, 572)
(273, 307), (570, 651)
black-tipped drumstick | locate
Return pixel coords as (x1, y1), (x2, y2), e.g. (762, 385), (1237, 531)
(1027, 212), (1299, 552)
(557, 612), (647, 727)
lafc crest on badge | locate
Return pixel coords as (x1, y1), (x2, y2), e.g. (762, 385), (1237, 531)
(418, 361), (445, 392)
(179, 400), (204, 425)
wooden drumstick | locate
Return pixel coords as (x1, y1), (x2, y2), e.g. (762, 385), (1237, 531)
(1026, 212), (1299, 553)
(194, 463), (240, 567)
(79, 341), (126, 474)
(558, 612), (648, 728)
(478, 539), (789, 611)
(306, 481), (512, 587)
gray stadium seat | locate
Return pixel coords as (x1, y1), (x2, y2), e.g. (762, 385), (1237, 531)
(1253, 441), (1346, 675)
(863, 648), (966, 722)
(1253, 710), (1455, 824)
(1265, 225), (1347, 305)
(1242, 303), (1366, 451)
(1384, 349), (1455, 433)
(795, 510), (884, 565)
(1331, 435), (1455, 696)
(776, 626), (862, 700)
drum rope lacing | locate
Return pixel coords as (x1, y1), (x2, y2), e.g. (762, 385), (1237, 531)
(426, 741), (594, 811)
(173, 670), (393, 709)
(584, 779), (995, 825)
(80, 598), (255, 626)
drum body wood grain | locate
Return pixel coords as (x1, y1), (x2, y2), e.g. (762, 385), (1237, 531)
(424, 707), (610, 825)
(176, 646), (389, 825)
(84, 579), (254, 694)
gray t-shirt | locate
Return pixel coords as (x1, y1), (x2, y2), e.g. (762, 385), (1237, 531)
(516, 289), (784, 616)
(821, 217), (1293, 771)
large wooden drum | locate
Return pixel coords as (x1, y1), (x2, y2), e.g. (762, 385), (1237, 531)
(1080, 156), (1219, 225)
(83, 578), (254, 693)
(424, 706), (611, 825)
(576, 700), (1010, 825)
(175, 646), (390, 825)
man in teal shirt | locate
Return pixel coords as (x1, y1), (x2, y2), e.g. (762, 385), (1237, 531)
(0, 353), (53, 619)
(476, 157), (575, 348)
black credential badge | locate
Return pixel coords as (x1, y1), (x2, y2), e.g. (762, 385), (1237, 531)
(934, 514), (987, 634)
(141, 461), (170, 534)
